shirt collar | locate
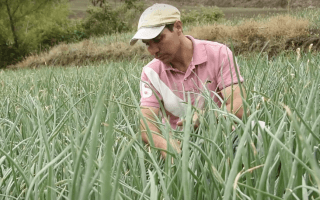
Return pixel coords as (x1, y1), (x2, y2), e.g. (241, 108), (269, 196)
(163, 35), (207, 71)
(186, 35), (207, 65)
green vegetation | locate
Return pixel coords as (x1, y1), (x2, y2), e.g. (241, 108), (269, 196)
(1, 4), (320, 200)
(81, 0), (146, 37)
(0, 0), (225, 69)
(0, 0), (75, 68)
(180, 6), (225, 25)
(0, 0), (144, 68)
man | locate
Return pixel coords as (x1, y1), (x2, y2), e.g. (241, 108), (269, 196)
(130, 3), (246, 158)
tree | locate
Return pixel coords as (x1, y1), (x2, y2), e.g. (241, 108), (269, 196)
(0, 0), (71, 68)
(0, 0), (61, 49)
(91, 0), (106, 7)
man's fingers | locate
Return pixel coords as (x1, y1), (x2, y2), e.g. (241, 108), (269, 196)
(160, 151), (167, 159)
(177, 119), (199, 129)
(176, 120), (184, 126)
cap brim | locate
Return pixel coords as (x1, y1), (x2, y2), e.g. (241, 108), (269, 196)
(130, 25), (165, 46)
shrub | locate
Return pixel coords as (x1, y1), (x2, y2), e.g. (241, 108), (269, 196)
(181, 6), (224, 25)
(82, 4), (129, 36)
(82, 1), (145, 37)
(0, 35), (17, 68)
(33, 20), (87, 50)
(23, 2), (87, 51)
(0, 30), (29, 69)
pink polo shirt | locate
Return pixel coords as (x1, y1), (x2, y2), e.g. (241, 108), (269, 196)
(140, 36), (244, 129)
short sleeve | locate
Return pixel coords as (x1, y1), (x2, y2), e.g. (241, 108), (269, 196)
(216, 46), (244, 90)
(140, 68), (163, 108)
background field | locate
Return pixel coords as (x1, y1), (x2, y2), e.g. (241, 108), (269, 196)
(1, 1), (320, 200)
(68, 0), (290, 19)
(68, 0), (320, 19)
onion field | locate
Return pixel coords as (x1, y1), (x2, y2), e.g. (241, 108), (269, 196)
(0, 49), (319, 200)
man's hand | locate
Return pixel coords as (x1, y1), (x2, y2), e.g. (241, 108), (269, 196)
(140, 106), (181, 159)
(176, 110), (202, 129)
(220, 84), (246, 119)
(160, 138), (181, 159)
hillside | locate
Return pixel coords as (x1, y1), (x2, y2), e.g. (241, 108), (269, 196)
(69, 0), (319, 19)
(204, 0), (318, 8)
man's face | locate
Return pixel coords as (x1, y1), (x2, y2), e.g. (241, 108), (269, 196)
(142, 25), (180, 64)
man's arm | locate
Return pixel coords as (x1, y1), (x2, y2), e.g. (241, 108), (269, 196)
(140, 106), (180, 158)
(220, 84), (246, 119)
(177, 84), (246, 127)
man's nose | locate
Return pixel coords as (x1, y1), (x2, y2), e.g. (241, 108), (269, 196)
(147, 42), (159, 56)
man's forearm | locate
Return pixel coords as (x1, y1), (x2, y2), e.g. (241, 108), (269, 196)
(222, 84), (246, 119)
(141, 127), (167, 149)
(139, 107), (180, 158)
(226, 100), (244, 119)
(140, 120), (180, 158)
(140, 118), (169, 152)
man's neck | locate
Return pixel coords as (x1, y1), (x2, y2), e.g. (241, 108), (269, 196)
(170, 36), (193, 72)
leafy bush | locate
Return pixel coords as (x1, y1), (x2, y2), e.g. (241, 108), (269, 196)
(33, 20), (87, 50)
(0, 35), (18, 68)
(82, 4), (129, 36)
(82, 1), (146, 36)
(181, 6), (224, 25)
(23, 2), (88, 51)
(0, 28), (30, 69)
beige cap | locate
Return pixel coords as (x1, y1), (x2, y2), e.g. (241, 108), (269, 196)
(130, 4), (180, 46)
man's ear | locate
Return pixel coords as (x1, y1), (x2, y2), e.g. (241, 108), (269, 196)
(174, 20), (183, 35)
